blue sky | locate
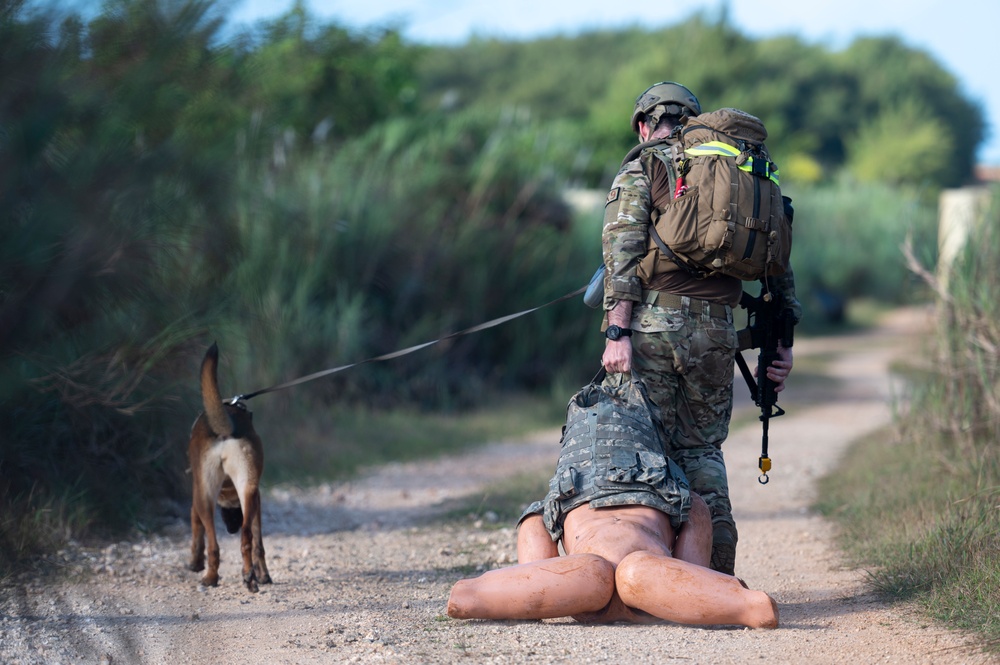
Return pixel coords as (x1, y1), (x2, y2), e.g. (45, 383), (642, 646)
(230, 0), (1000, 165)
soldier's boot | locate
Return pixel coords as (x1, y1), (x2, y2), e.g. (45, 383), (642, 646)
(710, 522), (738, 577)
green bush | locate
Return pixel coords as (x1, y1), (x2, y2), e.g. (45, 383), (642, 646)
(785, 178), (937, 329)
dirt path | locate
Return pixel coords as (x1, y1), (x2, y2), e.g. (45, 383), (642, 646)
(1, 307), (995, 664)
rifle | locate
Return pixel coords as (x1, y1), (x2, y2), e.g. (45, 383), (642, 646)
(736, 280), (795, 484)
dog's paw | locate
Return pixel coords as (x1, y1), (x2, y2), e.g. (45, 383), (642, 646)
(253, 563), (272, 585)
(243, 571), (259, 593)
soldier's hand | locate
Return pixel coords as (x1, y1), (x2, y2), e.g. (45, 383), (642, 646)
(602, 338), (632, 374)
(765, 344), (793, 393)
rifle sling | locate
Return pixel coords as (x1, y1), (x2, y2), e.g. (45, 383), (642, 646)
(735, 350), (759, 403)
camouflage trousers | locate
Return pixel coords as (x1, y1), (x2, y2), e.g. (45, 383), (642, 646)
(606, 301), (738, 535)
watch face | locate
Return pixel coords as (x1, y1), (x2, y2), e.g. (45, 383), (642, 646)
(606, 325), (631, 340)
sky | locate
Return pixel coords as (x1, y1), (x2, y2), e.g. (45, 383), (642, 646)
(229, 0), (1000, 166)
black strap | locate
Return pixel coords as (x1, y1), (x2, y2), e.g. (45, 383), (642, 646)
(734, 351), (758, 402)
(647, 222), (707, 279)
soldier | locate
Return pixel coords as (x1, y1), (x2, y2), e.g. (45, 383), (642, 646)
(599, 81), (798, 576)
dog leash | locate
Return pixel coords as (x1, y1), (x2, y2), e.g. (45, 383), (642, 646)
(230, 284), (588, 403)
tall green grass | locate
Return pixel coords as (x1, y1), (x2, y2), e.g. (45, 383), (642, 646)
(817, 185), (1000, 652)
(221, 109), (603, 409)
(0, 1), (242, 572)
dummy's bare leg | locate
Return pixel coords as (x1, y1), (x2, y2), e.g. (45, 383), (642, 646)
(615, 551), (779, 628)
(673, 493), (712, 568)
(447, 554), (615, 620)
(517, 514), (559, 563)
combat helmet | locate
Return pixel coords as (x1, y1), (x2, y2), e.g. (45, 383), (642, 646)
(630, 81), (701, 133)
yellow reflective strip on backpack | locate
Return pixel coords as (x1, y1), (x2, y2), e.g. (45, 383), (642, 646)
(685, 141), (780, 185)
(684, 141), (741, 158)
(739, 158), (780, 186)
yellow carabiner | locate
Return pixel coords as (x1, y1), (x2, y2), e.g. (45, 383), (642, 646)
(758, 456), (771, 485)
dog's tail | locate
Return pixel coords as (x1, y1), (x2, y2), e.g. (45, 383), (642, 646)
(201, 342), (234, 438)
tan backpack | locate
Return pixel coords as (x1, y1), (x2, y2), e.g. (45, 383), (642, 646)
(639, 108), (792, 281)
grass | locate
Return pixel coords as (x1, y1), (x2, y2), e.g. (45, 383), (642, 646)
(814, 282), (1000, 655)
(815, 424), (999, 651)
(809, 187), (1000, 654)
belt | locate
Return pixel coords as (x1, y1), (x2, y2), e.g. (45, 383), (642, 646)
(642, 290), (731, 319)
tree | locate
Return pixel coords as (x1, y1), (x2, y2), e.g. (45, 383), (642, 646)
(837, 36), (984, 186)
(241, 0), (418, 144)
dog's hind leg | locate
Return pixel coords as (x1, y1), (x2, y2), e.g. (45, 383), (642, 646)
(239, 486), (262, 592)
(193, 494), (221, 587)
(188, 503), (206, 573)
(251, 492), (271, 585)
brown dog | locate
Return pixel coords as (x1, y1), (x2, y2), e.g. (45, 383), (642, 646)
(187, 343), (271, 592)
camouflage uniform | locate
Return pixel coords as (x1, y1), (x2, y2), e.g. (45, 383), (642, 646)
(602, 142), (747, 571)
(519, 374), (691, 543)
(628, 307), (737, 538)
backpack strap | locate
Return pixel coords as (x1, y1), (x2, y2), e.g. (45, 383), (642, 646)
(621, 137), (672, 168)
(637, 144), (708, 279)
(646, 221), (708, 279)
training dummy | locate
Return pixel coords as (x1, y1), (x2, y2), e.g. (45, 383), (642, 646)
(446, 373), (778, 628)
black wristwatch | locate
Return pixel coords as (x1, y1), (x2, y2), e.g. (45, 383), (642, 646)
(605, 325), (633, 341)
